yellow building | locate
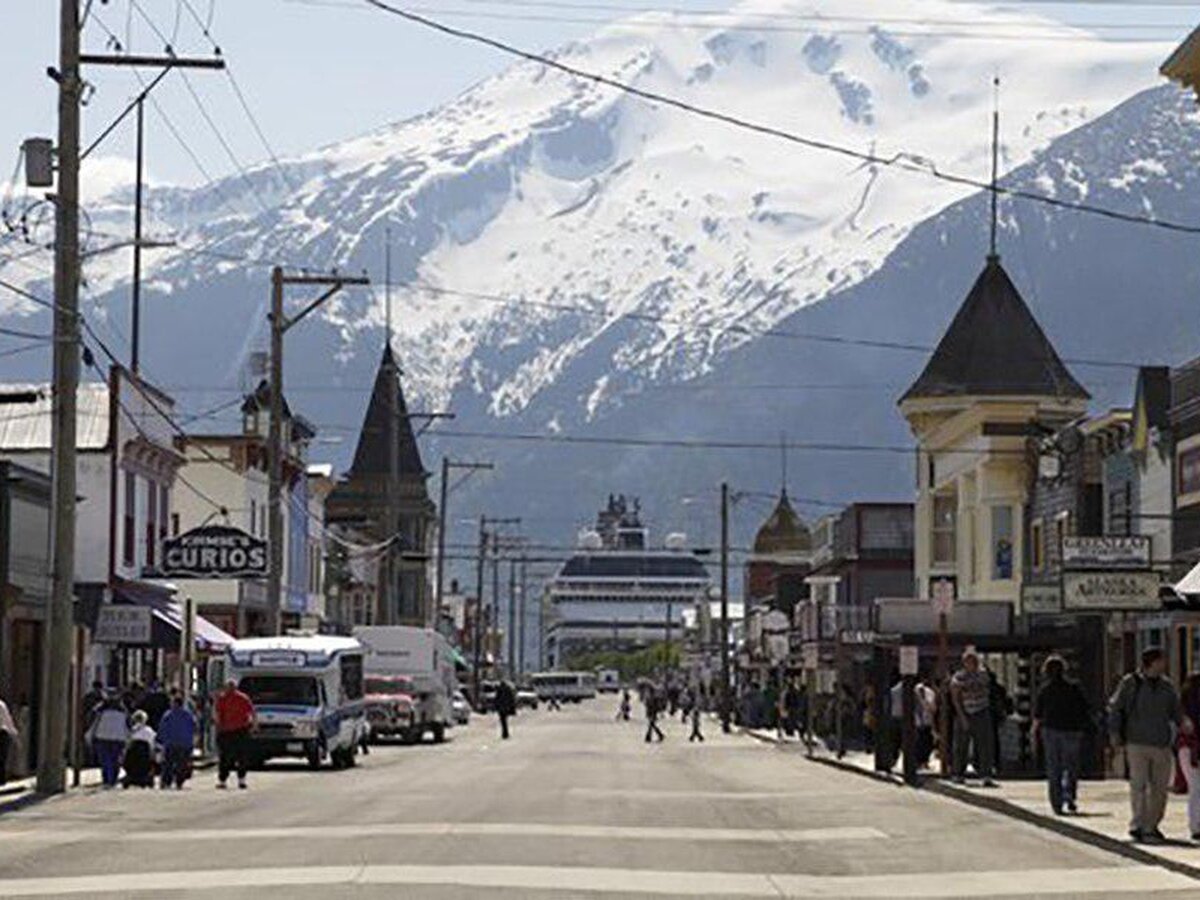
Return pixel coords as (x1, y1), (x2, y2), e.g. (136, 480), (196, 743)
(899, 256), (1089, 610)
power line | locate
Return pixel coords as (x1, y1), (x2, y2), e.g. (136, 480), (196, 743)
(359, 1), (1200, 236)
(293, 0), (1191, 41)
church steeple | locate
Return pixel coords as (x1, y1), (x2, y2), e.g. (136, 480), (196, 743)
(347, 344), (426, 479)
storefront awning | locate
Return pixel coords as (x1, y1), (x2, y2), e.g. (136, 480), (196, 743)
(1175, 562), (1200, 599)
(112, 579), (235, 652)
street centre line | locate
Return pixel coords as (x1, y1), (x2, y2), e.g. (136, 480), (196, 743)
(0, 822), (886, 845)
(0, 864), (1190, 897)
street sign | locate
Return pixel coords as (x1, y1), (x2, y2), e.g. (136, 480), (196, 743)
(931, 578), (955, 616)
(1062, 571), (1161, 611)
(1021, 583), (1061, 615)
(162, 524), (268, 579)
(899, 645), (919, 676)
(93, 606), (152, 644)
(1061, 536), (1150, 571)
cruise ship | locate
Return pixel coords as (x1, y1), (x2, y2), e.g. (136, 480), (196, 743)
(543, 495), (713, 668)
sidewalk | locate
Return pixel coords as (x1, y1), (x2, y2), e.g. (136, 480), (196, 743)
(0, 768), (106, 814)
(743, 727), (1200, 880)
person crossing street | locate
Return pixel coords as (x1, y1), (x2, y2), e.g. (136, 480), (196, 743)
(214, 679), (256, 790)
(495, 680), (517, 740)
(644, 686), (665, 743)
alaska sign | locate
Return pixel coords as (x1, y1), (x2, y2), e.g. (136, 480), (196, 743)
(162, 524), (268, 579)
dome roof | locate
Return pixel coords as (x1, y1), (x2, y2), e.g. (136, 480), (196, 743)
(753, 490), (811, 555)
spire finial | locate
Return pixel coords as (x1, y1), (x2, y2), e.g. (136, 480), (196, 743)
(384, 225), (393, 352)
(989, 75), (1001, 262)
(780, 432), (788, 498)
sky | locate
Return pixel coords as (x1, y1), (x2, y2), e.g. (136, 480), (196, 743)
(1, 1), (1198, 190)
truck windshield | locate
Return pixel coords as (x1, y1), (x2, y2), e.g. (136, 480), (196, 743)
(239, 675), (320, 707)
(364, 677), (413, 695)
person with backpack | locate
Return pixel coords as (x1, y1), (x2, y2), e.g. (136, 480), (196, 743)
(1032, 655), (1090, 816)
(1109, 647), (1184, 843)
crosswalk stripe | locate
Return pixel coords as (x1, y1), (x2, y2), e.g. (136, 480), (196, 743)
(0, 822), (885, 845)
(0, 864), (1189, 897)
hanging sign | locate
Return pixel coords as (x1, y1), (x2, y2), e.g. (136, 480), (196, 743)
(899, 645), (919, 676)
(162, 525), (268, 579)
(94, 606), (152, 644)
(1061, 536), (1150, 571)
(1062, 571), (1161, 611)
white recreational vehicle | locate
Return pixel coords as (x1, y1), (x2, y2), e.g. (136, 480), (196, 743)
(227, 635), (367, 769)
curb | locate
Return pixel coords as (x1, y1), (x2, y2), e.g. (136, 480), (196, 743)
(739, 727), (1200, 882)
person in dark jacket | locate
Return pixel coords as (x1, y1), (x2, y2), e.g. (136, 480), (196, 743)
(644, 685), (665, 743)
(1109, 647), (1184, 843)
(138, 681), (170, 730)
(1033, 655), (1090, 816)
(157, 693), (196, 789)
(495, 680), (517, 740)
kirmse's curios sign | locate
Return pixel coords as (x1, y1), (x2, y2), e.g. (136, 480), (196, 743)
(162, 525), (268, 579)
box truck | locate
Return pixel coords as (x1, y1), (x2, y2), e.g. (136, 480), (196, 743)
(353, 626), (457, 743)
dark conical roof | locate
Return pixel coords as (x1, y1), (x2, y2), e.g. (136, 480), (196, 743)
(348, 345), (426, 478)
(753, 490), (811, 555)
(901, 257), (1089, 403)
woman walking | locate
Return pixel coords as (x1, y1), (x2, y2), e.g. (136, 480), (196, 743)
(88, 693), (129, 789)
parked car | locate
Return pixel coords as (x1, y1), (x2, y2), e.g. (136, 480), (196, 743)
(451, 689), (471, 725)
(364, 674), (418, 744)
(516, 687), (539, 710)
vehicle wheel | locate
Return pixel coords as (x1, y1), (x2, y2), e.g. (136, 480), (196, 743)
(432, 724), (446, 744)
(306, 740), (323, 770)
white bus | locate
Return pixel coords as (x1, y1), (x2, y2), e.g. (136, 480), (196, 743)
(531, 671), (597, 703)
(227, 635), (367, 770)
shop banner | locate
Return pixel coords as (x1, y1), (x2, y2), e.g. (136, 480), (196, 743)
(1062, 571), (1161, 611)
(1061, 536), (1150, 571)
(94, 606), (152, 644)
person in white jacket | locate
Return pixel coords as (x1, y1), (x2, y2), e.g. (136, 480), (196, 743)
(88, 693), (129, 788)
(122, 710), (156, 788)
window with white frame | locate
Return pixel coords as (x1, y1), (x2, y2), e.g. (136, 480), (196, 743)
(932, 494), (956, 567)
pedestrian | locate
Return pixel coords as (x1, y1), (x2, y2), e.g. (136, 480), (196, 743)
(680, 687), (693, 724)
(87, 692), (129, 789)
(644, 686), (665, 743)
(214, 678), (256, 790)
(547, 688), (561, 712)
(688, 700), (704, 743)
(157, 692), (196, 790)
(1175, 673), (1200, 841)
(617, 688), (631, 722)
(80, 680), (104, 767)
(950, 650), (997, 786)
(914, 673), (937, 770)
(885, 673), (906, 771)
(495, 679), (517, 740)
(121, 681), (144, 715)
(0, 695), (17, 786)
(122, 710), (156, 788)
(139, 681), (170, 730)
(1108, 647), (1183, 843)
(1032, 655), (1090, 816)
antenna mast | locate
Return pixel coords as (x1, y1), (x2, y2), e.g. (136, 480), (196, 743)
(989, 76), (1000, 260)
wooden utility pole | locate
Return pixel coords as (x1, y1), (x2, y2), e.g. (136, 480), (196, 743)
(434, 457), (492, 627)
(40, 0), (83, 795)
(268, 269), (369, 634)
(719, 482), (731, 733)
(472, 518), (488, 705)
(507, 556), (517, 676)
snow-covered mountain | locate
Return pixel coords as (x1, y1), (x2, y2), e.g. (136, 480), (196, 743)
(0, 0), (1191, 555)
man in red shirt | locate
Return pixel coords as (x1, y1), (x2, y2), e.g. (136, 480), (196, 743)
(214, 679), (256, 789)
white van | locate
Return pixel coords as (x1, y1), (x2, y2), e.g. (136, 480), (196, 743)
(353, 626), (457, 743)
(227, 635), (367, 770)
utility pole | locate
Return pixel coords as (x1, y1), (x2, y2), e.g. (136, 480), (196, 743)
(33, 20), (223, 794)
(471, 518), (487, 706)
(434, 457), (492, 626)
(507, 556), (517, 676)
(130, 97), (143, 372)
(40, 0), (83, 796)
(268, 269), (369, 635)
(719, 482), (731, 734)
(517, 555), (527, 675)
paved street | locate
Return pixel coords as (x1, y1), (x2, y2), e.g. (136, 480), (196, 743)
(0, 703), (1196, 899)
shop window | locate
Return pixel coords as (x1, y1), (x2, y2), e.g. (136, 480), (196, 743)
(992, 506), (1013, 580)
(932, 494), (956, 567)
(122, 470), (136, 567)
(1031, 519), (1044, 572)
